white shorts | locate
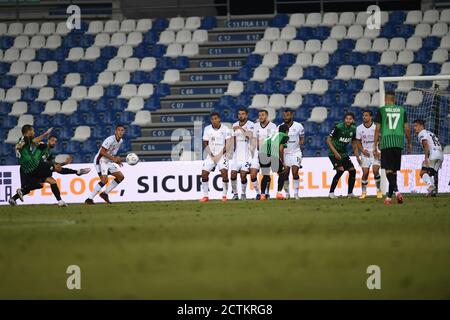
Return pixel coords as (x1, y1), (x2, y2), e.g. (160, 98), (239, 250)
(231, 158), (251, 172)
(424, 152), (444, 171)
(250, 152), (260, 170)
(95, 159), (120, 176)
(202, 155), (229, 172)
(360, 154), (381, 168)
(284, 152), (302, 168)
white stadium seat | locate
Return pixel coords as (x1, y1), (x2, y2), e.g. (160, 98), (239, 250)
(36, 87), (54, 102)
(369, 92), (380, 107)
(397, 81), (414, 92)
(322, 12), (338, 26)
(289, 13), (305, 27)
(414, 23), (431, 38)
(8, 61), (26, 75)
(371, 38), (388, 52)
(137, 84), (154, 98)
(406, 63), (423, 76)
(285, 65), (303, 81)
(125, 97), (144, 112)
(5, 128), (22, 144)
(430, 49), (448, 63)
(39, 22), (55, 36)
(440, 9), (450, 23)
(183, 42), (199, 57)
(168, 17), (185, 31)
(346, 25), (363, 39)
(162, 69), (180, 84)
(261, 53), (279, 68)
(354, 38), (371, 53)
(17, 114), (34, 128)
(335, 65), (354, 80)
(56, 22), (70, 35)
(61, 100), (78, 115)
(363, 27), (380, 39)
(120, 19), (136, 33)
(406, 37), (422, 51)
(158, 30), (175, 44)
(362, 79), (379, 93)
(71, 86), (87, 101)
(397, 50), (414, 65)
(250, 94), (268, 109)
(136, 19), (152, 32)
(185, 17), (201, 31)
(140, 57), (156, 71)
(225, 81), (243, 96)
(72, 126), (91, 142)
(253, 40), (271, 54)
(405, 10), (422, 25)
(176, 30), (192, 44)
(405, 91), (423, 106)
(42, 100), (61, 116)
(339, 12), (355, 26)
(271, 40), (288, 54)
(117, 45), (133, 58)
(263, 27), (280, 41)
(64, 73), (81, 88)
(294, 80), (312, 94)
(295, 52), (312, 67)
(31, 74), (48, 88)
(280, 26), (296, 40)
(380, 51), (397, 66)
(268, 94), (285, 109)
(251, 66), (270, 82)
(25, 61), (41, 75)
(440, 62), (450, 75)
(45, 35), (61, 49)
(9, 102), (27, 116)
(431, 22), (448, 37)
(311, 79), (328, 94)
(165, 43), (183, 58)
(305, 12), (321, 27)
(97, 71), (114, 86)
(124, 58), (140, 71)
(389, 38), (405, 51)
(441, 36), (450, 50)
(107, 58), (124, 72)
(94, 33), (110, 47)
(113, 71), (130, 85)
(88, 85), (104, 100)
(285, 93), (302, 108)
(304, 39), (321, 53)
(321, 38), (338, 53)
(4, 88), (21, 102)
(354, 65), (371, 80)
(110, 33), (126, 47)
(330, 25), (346, 40)
(16, 74), (32, 88)
(308, 107), (327, 123)
(85, 46), (100, 60)
(352, 92), (370, 108)
(423, 9), (439, 24)
(132, 110), (152, 126)
(103, 20), (120, 34)
(8, 22), (23, 36)
(119, 84), (137, 99)
(287, 40), (304, 54)
(42, 61), (58, 74)
(14, 35), (29, 49)
(311, 52), (329, 67)
(127, 32), (142, 46)
(30, 35), (45, 49)
(67, 47), (84, 61)
(192, 29), (208, 43)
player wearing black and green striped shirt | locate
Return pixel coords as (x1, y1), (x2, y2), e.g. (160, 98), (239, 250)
(374, 91), (412, 205)
(326, 112), (359, 198)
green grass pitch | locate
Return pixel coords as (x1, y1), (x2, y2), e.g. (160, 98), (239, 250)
(1, 195), (450, 299)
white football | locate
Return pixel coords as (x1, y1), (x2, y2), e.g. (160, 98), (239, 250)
(126, 153), (139, 166)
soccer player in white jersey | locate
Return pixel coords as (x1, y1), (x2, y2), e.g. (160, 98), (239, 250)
(200, 112), (232, 202)
(413, 119), (444, 196)
(277, 109), (304, 200)
(250, 109), (277, 200)
(85, 125), (125, 205)
(355, 110), (382, 199)
(230, 108), (254, 200)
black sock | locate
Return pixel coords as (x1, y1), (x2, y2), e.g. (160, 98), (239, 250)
(348, 170), (356, 194)
(261, 175), (271, 195)
(386, 172), (396, 197)
(12, 194), (19, 201)
(60, 167), (78, 175)
(50, 183), (62, 201)
(277, 172), (286, 192)
(330, 170), (344, 193)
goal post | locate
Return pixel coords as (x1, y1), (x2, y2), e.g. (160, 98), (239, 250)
(378, 75), (450, 194)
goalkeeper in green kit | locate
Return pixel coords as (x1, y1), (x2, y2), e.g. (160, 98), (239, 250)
(374, 91), (412, 205)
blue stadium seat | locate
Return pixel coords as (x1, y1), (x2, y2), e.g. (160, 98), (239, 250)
(48, 73), (64, 87)
(0, 75), (16, 89)
(423, 36), (440, 50)
(144, 97), (160, 110)
(0, 62), (10, 74)
(363, 52), (380, 65)
(54, 87), (71, 101)
(330, 51), (347, 65)
(128, 125), (142, 139)
(348, 52), (364, 66)
(80, 72), (97, 86)
(154, 83), (170, 96)
(261, 80), (277, 94)
(174, 56), (189, 69)
(329, 79), (346, 92)
(398, 24), (414, 38)
(371, 65), (389, 78)
(35, 115), (51, 128)
(279, 80), (295, 94)
(130, 71), (149, 84)
(54, 47), (69, 61)
(338, 39), (355, 51)
(389, 11), (406, 24)
(0, 102), (11, 115)
(59, 61), (76, 73)
(53, 126), (73, 140)
(296, 27), (314, 41)
(390, 64), (406, 76)
(52, 114), (67, 127)
(143, 30), (158, 44)
(153, 18), (169, 31)
(0, 36), (14, 50)
(302, 94), (321, 107)
(322, 64), (337, 79)
(236, 94), (251, 107)
(269, 65), (286, 80)
(2, 116), (17, 129)
(279, 53), (296, 67)
(246, 54), (263, 67)
(200, 16), (217, 29)
(414, 48), (432, 64)
(423, 63), (441, 75)
(216, 95), (235, 108)
(315, 26), (330, 40)
(321, 92), (337, 107)
(104, 85), (121, 98)
(270, 14), (289, 28)
(101, 46), (118, 59)
(244, 81), (261, 94)
(120, 111), (135, 124)
(302, 66), (321, 79)
(35, 48), (54, 61)
(21, 88), (38, 102)
(158, 57), (174, 69)
(380, 24), (398, 39)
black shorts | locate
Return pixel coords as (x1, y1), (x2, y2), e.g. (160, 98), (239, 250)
(21, 162), (53, 188)
(381, 147), (402, 171)
(258, 152), (283, 174)
(329, 155), (354, 171)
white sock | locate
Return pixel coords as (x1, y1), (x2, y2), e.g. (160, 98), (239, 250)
(361, 180), (368, 192)
(231, 179), (237, 194)
(105, 180), (119, 194)
(293, 179), (299, 196)
(284, 180), (290, 196)
(422, 173), (433, 186)
(252, 179), (260, 194)
(89, 183), (103, 199)
(241, 182), (247, 195)
(202, 181), (209, 197)
(223, 181), (229, 196)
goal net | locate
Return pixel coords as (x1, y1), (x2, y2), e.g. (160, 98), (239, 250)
(379, 75), (450, 194)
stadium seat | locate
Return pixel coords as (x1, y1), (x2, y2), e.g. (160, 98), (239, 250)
(406, 63), (423, 76)
(42, 61), (57, 74)
(168, 17), (184, 31)
(5, 127), (22, 144)
(8, 61), (25, 75)
(311, 79), (328, 94)
(380, 51), (397, 66)
(308, 107), (327, 123)
(250, 94), (268, 109)
(9, 102), (27, 116)
(225, 81), (243, 97)
(431, 22), (448, 37)
(136, 19), (152, 32)
(59, 99), (77, 115)
(330, 25), (346, 40)
(7, 22), (23, 36)
(311, 52), (329, 67)
(363, 27), (380, 39)
(336, 65), (354, 80)
(36, 87), (54, 102)
(40, 22), (55, 36)
(42, 100), (61, 115)
(405, 10), (422, 25)
(72, 126), (91, 142)
(85, 46), (100, 60)
(295, 52), (312, 67)
(97, 71), (114, 86)
(305, 12), (321, 27)
(289, 13), (305, 27)
(352, 92), (370, 108)
(396, 80), (414, 92)
(192, 29), (208, 43)
(126, 96), (144, 112)
(161, 69), (180, 84)
(430, 49), (448, 63)
(362, 78), (379, 93)
(132, 110), (152, 126)
(405, 91), (423, 106)
(414, 23), (431, 37)
(104, 20), (120, 34)
(294, 79), (312, 94)
(406, 36), (422, 51)
(397, 50), (414, 65)
(4, 88), (21, 102)
(183, 42), (199, 57)
(87, 85), (104, 100)
(55, 22), (70, 35)
(117, 45), (133, 58)
(16, 74), (32, 88)
(254, 40), (271, 54)
(423, 9), (439, 24)
(251, 66), (270, 82)
(284, 65), (303, 81)
(30, 35), (45, 49)
(354, 65), (371, 80)
(268, 94), (285, 109)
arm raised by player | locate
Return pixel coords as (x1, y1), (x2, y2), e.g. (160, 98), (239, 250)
(32, 127), (53, 145)
(100, 147), (123, 166)
(404, 121), (412, 153)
